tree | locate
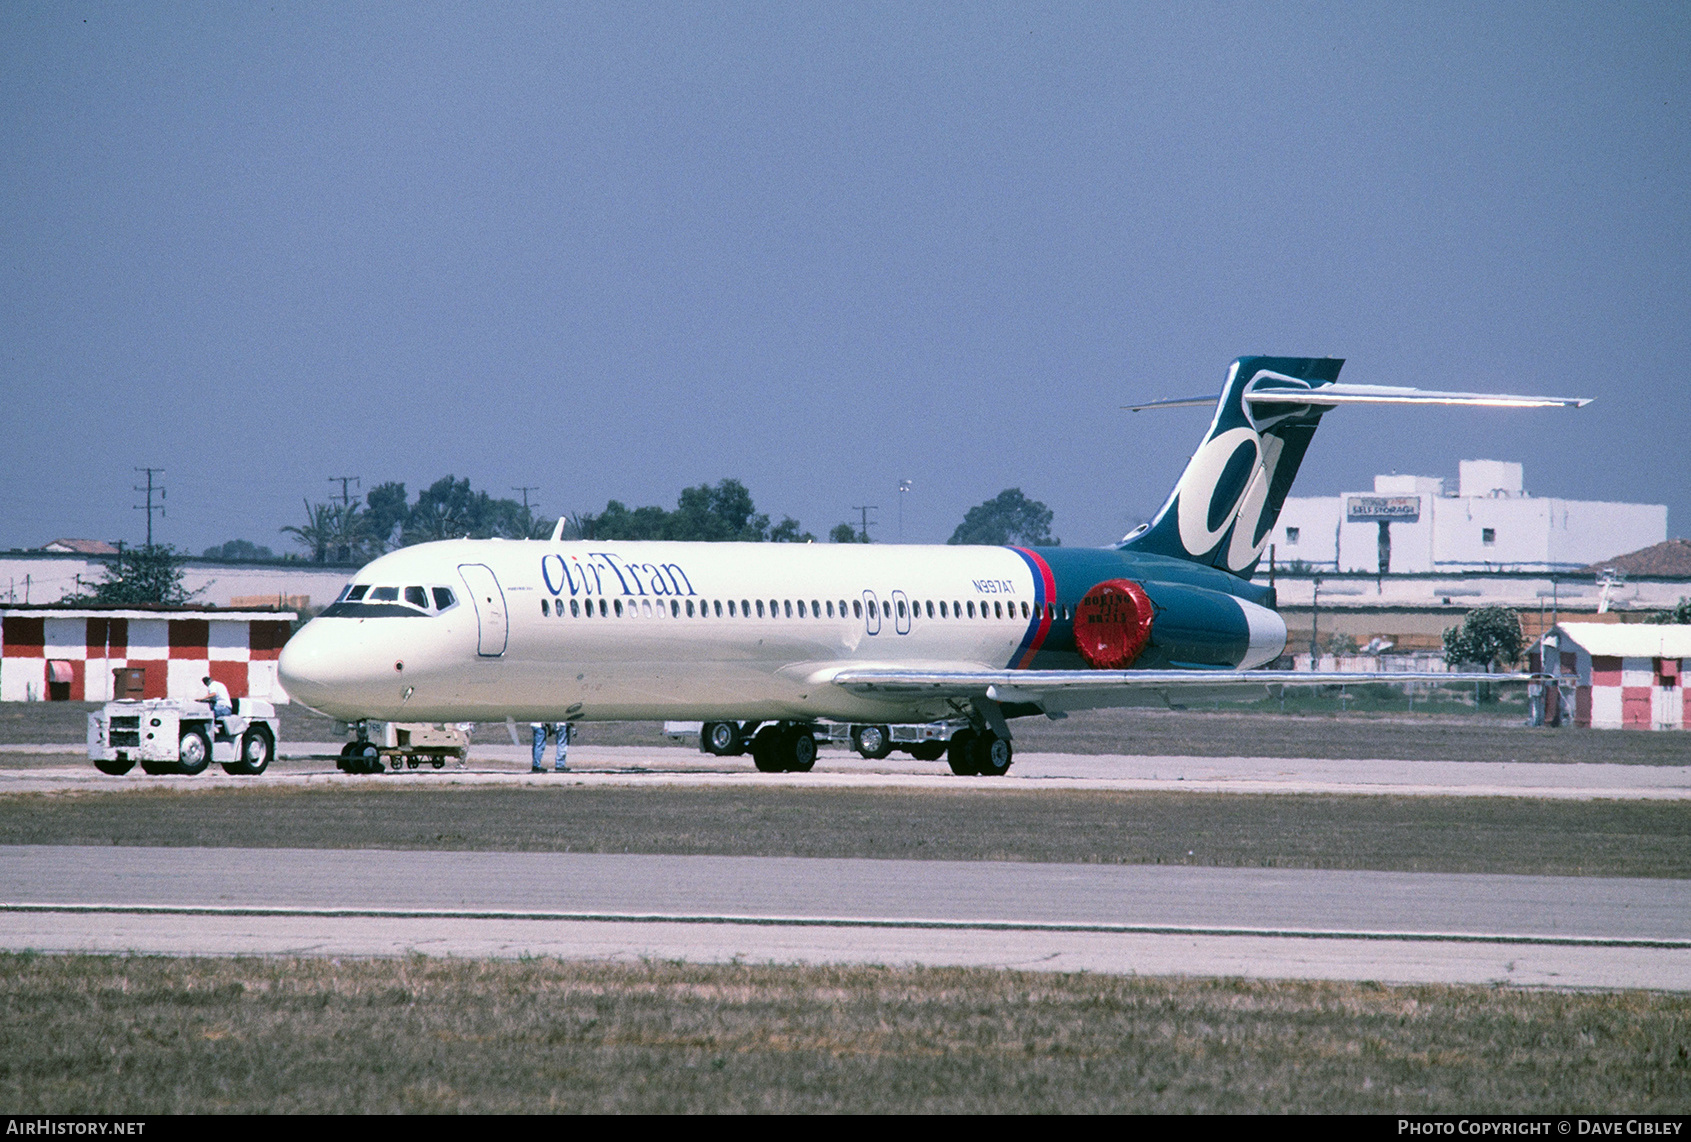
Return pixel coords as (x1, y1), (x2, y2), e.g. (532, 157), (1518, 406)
(362, 482), (410, 554)
(281, 500), (363, 563)
(768, 516), (815, 543)
(1442, 606), (1524, 672)
(948, 489), (1059, 547)
(830, 522), (866, 544)
(667, 479), (769, 542)
(1645, 598), (1691, 625)
(77, 545), (198, 605)
(202, 539), (274, 561)
(579, 479), (807, 543)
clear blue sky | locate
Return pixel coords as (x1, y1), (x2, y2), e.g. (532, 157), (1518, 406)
(3, 3), (1686, 554)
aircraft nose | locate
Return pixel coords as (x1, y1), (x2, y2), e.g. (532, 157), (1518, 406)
(277, 619), (363, 712)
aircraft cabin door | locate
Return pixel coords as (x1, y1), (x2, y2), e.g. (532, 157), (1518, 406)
(457, 563), (508, 657)
(891, 590), (911, 635)
(862, 590), (881, 636)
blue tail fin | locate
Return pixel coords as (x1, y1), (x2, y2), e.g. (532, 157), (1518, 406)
(1121, 356), (1344, 578)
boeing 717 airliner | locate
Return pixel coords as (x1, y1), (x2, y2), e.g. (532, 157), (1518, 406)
(278, 356), (1587, 775)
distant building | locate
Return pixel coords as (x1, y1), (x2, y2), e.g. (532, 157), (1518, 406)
(1275, 460), (1667, 574)
(38, 539), (119, 555)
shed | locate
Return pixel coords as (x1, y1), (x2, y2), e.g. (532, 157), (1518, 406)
(1538, 622), (1691, 730)
(0, 606), (296, 704)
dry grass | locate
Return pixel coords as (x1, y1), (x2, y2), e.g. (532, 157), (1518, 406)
(1, 953), (1686, 1113)
(2, 785), (1687, 878)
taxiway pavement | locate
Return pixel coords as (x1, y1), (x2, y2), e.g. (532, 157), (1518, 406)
(5, 742), (1690, 799)
(5, 845), (1689, 989)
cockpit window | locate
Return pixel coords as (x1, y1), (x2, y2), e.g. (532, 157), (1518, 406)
(433, 587), (456, 610)
(405, 586), (429, 609)
(346, 585), (369, 601)
(369, 587), (399, 601)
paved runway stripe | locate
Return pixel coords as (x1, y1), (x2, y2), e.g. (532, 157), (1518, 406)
(4, 901), (1690, 949)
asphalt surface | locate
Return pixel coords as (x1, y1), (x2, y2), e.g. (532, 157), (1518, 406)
(6, 845), (1690, 989)
(6, 742), (1691, 799)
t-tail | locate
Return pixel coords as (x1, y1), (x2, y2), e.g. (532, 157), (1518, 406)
(1119, 356), (1592, 579)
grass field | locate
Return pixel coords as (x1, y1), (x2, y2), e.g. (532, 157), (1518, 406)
(3, 785), (1688, 877)
(3, 953), (1687, 1113)
(6, 700), (1690, 764)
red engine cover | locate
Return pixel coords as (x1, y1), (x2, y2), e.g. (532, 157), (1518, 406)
(1073, 579), (1154, 669)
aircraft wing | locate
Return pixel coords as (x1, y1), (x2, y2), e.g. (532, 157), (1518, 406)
(830, 667), (1536, 711)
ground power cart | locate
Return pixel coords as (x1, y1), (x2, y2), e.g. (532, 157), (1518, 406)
(88, 698), (279, 776)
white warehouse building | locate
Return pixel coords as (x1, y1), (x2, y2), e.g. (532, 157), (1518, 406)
(1275, 460), (1667, 575)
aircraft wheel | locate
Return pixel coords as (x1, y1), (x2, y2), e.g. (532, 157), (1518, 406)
(175, 729), (211, 776)
(702, 721), (741, 756)
(751, 727), (785, 773)
(784, 726), (817, 773)
(432, 756), (445, 769)
(852, 724), (893, 760)
(972, 732), (1013, 777)
(947, 729), (978, 776)
(225, 725), (273, 775)
(94, 756), (135, 776)
(907, 741), (946, 762)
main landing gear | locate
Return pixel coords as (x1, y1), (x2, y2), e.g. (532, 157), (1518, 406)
(945, 728), (1013, 777)
(750, 723), (818, 773)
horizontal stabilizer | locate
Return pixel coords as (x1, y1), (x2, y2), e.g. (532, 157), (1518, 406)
(1126, 384), (1591, 413)
(1243, 383), (1591, 409)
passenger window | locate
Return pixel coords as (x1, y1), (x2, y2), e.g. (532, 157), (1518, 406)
(1021, 601), (1029, 619)
(770, 599), (779, 617)
(741, 599), (751, 616)
(797, 600), (805, 618)
(939, 601), (947, 618)
(570, 599), (580, 617)
(812, 599), (820, 617)
(541, 599), (550, 616)
(614, 599), (624, 617)
(406, 586), (429, 609)
(641, 599), (652, 617)
(686, 600), (695, 617)
(826, 601), (834, 617)
(784, 600), (793, 618)
(868, 600), (878, 619)
(926, 600), (934, 618)
(756, 600), (765, 618)
(348, 585), (369, 601)
(728, 600), (736, 616)
(967, 601), (976, 618)
(897, 600), (906, 618)
(713, 600), (722, 617)
(993, 601), (1002, 619)
(853, 600), (862, 618)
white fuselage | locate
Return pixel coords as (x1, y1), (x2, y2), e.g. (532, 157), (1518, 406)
(279, 539), (1067, 724)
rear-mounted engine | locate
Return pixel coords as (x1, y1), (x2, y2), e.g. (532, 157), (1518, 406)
(1073, 578), (1155, 669)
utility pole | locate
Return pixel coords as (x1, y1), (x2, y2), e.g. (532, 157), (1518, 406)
(897, 479), (912, 542)
(328, 476), (361, 507)
(852, 504), (879, 544)
(132, 468), (165, 547)
(512, 486), (539, 512)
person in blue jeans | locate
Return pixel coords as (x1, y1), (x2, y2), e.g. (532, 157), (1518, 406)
(530, 722), (570, 772)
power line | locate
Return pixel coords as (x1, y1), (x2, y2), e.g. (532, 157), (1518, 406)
(132, 468), (165, 547)
(852, 504), (879, 543)
(328, 476), (361, 507)
(512, 486), (539, 512)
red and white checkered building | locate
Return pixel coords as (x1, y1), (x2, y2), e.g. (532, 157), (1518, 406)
(0, 607), (296, 704)
(1537, 622), (1691, 730)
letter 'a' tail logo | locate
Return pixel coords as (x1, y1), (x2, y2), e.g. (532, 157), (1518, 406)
(1122, 356), (1345, 577)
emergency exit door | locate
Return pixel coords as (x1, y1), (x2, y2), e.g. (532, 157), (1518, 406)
(457, 563), (508, 656)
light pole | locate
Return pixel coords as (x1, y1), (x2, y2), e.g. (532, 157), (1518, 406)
(897, 479), (912, 542)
